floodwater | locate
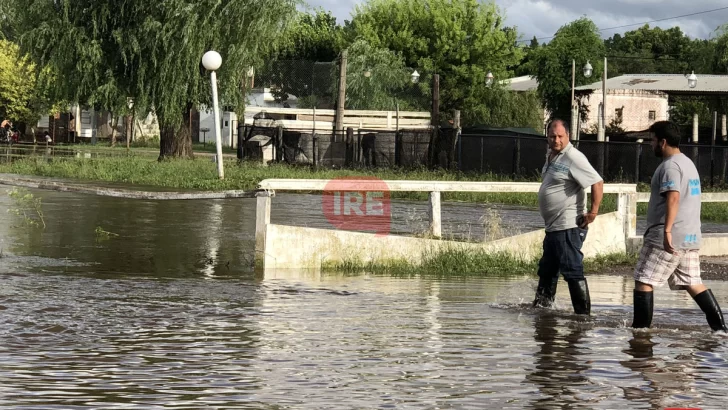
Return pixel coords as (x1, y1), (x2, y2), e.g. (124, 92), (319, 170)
(1, 187), (728, 409)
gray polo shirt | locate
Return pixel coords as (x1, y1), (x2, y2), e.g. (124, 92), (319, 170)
(644, 153), (702, 250)
(538, 143), (603, 232)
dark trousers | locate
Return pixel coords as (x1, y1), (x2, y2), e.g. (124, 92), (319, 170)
(537, 227), (588, 281)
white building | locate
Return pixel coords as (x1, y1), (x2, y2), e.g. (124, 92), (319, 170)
(197, 87), (299, 146)
(575, 74), (728, 133)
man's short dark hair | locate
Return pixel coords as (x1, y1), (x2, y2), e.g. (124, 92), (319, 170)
(648, 121), (681, 147)
(547, 118), (569, 135)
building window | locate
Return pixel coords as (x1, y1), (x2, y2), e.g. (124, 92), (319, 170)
(648, 111), (656, 121)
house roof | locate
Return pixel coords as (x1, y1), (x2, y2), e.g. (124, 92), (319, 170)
(574, 74), (728, 94)
(501, 75), (539, 92)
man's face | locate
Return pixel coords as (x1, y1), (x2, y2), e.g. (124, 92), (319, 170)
(547, 122), (569, 152)
(650, 133), (665, 157)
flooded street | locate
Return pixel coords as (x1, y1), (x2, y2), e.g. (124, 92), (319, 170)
(1, 187), (728, 408)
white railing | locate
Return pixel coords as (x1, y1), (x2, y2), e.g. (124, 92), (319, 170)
(254, 179), (640, 261)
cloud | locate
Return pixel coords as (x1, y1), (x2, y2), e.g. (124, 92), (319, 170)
(500, 0), (727, 42)
(305, 0), (728, 40)
(301, 0), (361, 23)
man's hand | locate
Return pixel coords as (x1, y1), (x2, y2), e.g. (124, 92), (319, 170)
(579, 213), (596, 228)
(663, 231), (676, 254)
(663, 191), (680, 254)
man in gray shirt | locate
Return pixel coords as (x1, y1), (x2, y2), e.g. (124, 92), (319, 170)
(632, 121), (727, 332)
(533, 119), (603, 315)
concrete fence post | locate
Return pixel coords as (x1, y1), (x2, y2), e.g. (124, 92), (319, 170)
(429, 191), (442, 239)
(618, 192), (637, 252)
(255, 192), (272, 269)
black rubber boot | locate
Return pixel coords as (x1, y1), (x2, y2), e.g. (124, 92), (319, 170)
(567, 278), (591, 315)
(533, 276), (559, 308)
(632, 290), (653, 329)
(693, 289), (728, 332)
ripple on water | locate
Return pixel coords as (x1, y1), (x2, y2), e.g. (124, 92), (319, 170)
(1, 270), (728, 408)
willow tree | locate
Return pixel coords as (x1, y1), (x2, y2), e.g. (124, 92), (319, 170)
(13, 0), (296, 158)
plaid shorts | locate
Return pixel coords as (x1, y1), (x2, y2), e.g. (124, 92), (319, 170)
(633, 243), (702, 290)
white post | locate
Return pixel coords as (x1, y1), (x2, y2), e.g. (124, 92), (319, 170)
(255, 194), (272, 269)
(210, 70), (225, 179)
(618, 192), (637, 238)
(429, 191), (442, 239)
(693, 113), (699, 143)
(722, 114), (727, 141)
(618, 192), (638, 253)
(597, 103), (605, 142)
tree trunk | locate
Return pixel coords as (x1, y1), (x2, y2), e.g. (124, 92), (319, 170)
(158, 124), (193, 160)
(158, 114), (194, 160)
(110, 115), (118, 147)
(124, 114), (133, 150)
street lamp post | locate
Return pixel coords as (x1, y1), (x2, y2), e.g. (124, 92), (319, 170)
(598, 57), (608, 143)
(571, 60), (592, 140)
(202, 50), (225, 180)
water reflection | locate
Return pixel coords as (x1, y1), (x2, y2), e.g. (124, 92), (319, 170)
(1, 188), (728, 407)
(619, 331), (726, 409)
(526, 312), (591, 408)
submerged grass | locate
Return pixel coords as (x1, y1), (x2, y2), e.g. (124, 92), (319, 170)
(325, 248), (639, 278)
(0, 155), (727, 221)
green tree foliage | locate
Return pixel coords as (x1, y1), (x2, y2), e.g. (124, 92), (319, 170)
(274, 9), (345, 62)
(13, 0), (295, 158)
(260, 10), (345, 108)
(348, 0), (525, 126)
(669, 98), (710, 127)
(605, 25), (698, 75)
(715, 25), (728, 74)
(529, 18), (605, 121)
(344, 39), (425, 111)
(0, 0), (15, 41)
(602, 24), (728, 76)
(0, 39), (55, 125)
(514, 36), (539, 76)
(469, 87), (544, 129)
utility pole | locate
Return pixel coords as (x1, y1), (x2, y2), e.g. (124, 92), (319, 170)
(429, 74), (440, 168)
(335, 50), (348, 133)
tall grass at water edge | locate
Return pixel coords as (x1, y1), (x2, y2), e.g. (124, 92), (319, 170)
(325, 248), (639, 277)
(1, 156), (727, 222)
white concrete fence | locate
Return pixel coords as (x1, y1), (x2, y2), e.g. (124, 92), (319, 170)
(630, 192), (728, 256)
(255, 179), (662, 271)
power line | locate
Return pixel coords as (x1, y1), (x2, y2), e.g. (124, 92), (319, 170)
(517, 6), (728, 44)
(605, 55), (681, 60)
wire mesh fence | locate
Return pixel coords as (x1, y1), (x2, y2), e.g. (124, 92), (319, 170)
(238, 123), (728, 186)
(254, 60), (338, 109)
(249, 59), (728, 183)
(253, 59), (431, 112)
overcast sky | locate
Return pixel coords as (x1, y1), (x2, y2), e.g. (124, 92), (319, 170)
(304, 0), (728, 42)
